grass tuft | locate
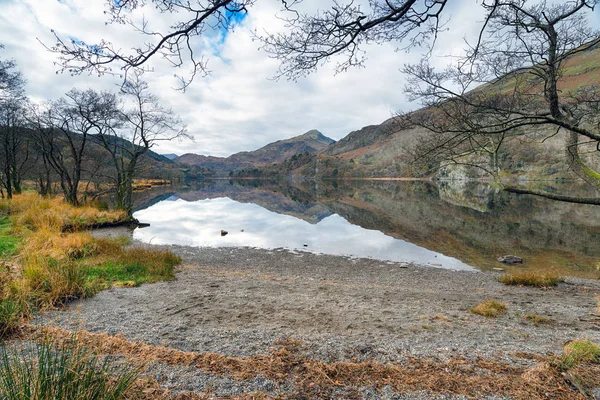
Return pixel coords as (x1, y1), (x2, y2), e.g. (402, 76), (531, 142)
(524, 314), (552, 325)
(0, 298), (26, 338)
(498, 272), (564, 287)
(0, 335), (140, 400)
(556, 339), (600, 371)
(470, 299), (507, 318)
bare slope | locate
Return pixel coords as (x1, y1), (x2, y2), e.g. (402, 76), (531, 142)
(312, 43), (600, 179)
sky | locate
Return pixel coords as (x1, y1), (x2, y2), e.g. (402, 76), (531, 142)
(0, 0), (598, 157)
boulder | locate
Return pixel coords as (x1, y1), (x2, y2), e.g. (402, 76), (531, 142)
(497, 255), (523, 264)
(220, 230), (228, 236)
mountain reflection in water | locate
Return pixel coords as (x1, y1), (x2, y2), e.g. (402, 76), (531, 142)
(131, 180), (600, 277)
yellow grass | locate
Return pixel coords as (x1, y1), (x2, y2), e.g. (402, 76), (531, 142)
(470, 299), (507, 318)
(0, 193), (179, 333)
(4, 193), (126, 231)
(498, 272), (564, 287)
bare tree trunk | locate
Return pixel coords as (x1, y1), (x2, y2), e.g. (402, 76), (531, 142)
(566, 130), (600, 190)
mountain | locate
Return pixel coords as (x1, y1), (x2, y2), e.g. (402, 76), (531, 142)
(175, 129), (335, 175)
(162, 153), (179, 160)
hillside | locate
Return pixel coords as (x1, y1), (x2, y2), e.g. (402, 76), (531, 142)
(275, 42), (600, 181)
(175, 129), (335, 176)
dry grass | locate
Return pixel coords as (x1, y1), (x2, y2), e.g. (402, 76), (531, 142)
(24, 325), (598, 400)
(4, 193), (125, 232)
(470, 299), (507, 318)
(498, 272), (564, 287)
(524, 314), (553, 325)
(0, 193), (180, 334)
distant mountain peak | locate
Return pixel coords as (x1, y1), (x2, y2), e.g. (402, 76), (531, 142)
(297, 129), (335, 143)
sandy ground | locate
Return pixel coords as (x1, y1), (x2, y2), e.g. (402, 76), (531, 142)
(37, 244), (600, 398)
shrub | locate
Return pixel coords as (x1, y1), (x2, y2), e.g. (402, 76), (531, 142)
(0, 336), (140, 399)
(498, 272), (564, 287)
(470, 299), (507, 317)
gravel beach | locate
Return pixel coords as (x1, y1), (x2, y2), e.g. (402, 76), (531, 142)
(37, 243), (600, 399)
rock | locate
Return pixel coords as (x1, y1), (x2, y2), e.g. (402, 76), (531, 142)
(303, 244), (308, 247)
(493, 267), (504, 271)
(498, 255), (523, 264)
(220, 230), (228, 236)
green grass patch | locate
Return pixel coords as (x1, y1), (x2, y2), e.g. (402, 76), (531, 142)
(470, 299), (507, 318)
(83, 248), (180, 290)
(0, 335), (140, 399)
(498, 272), (564, 287)
(0, 217), (20, 258)
(556, 339), (600, 371)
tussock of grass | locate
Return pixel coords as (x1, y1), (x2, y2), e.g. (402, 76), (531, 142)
(524, 314), (552, 325)
(0, 298), (27, 338)
(498, 272), (564, 287)
(0, 334), (139, 399)
(556, 339), (600, 371)
(470, 299), (507, 317)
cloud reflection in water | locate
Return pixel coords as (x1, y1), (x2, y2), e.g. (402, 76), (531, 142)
(133, 197), (474, 271)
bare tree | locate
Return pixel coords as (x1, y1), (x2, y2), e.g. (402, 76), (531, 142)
(0, 49), (28, 199)
(94, 72), (187, 218)
(403, 0), (600, 205)
(259, 0), (448, 79)
(46, 0), (451, 88)
(29, 90), (118, 205)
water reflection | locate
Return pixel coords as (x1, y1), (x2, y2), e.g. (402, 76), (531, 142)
(134, 196), (474, 271)
(132, 179), (600, 277)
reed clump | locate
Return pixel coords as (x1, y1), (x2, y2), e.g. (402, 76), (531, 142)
(0, 333), (140, 400)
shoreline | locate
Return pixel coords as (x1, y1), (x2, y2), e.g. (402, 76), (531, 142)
(36, 243), (600, 398)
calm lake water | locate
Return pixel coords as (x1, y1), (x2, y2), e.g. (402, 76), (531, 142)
(131, 180), (600, 277)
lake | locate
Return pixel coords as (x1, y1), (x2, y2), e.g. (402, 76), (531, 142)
(130, 179), (600, 278)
